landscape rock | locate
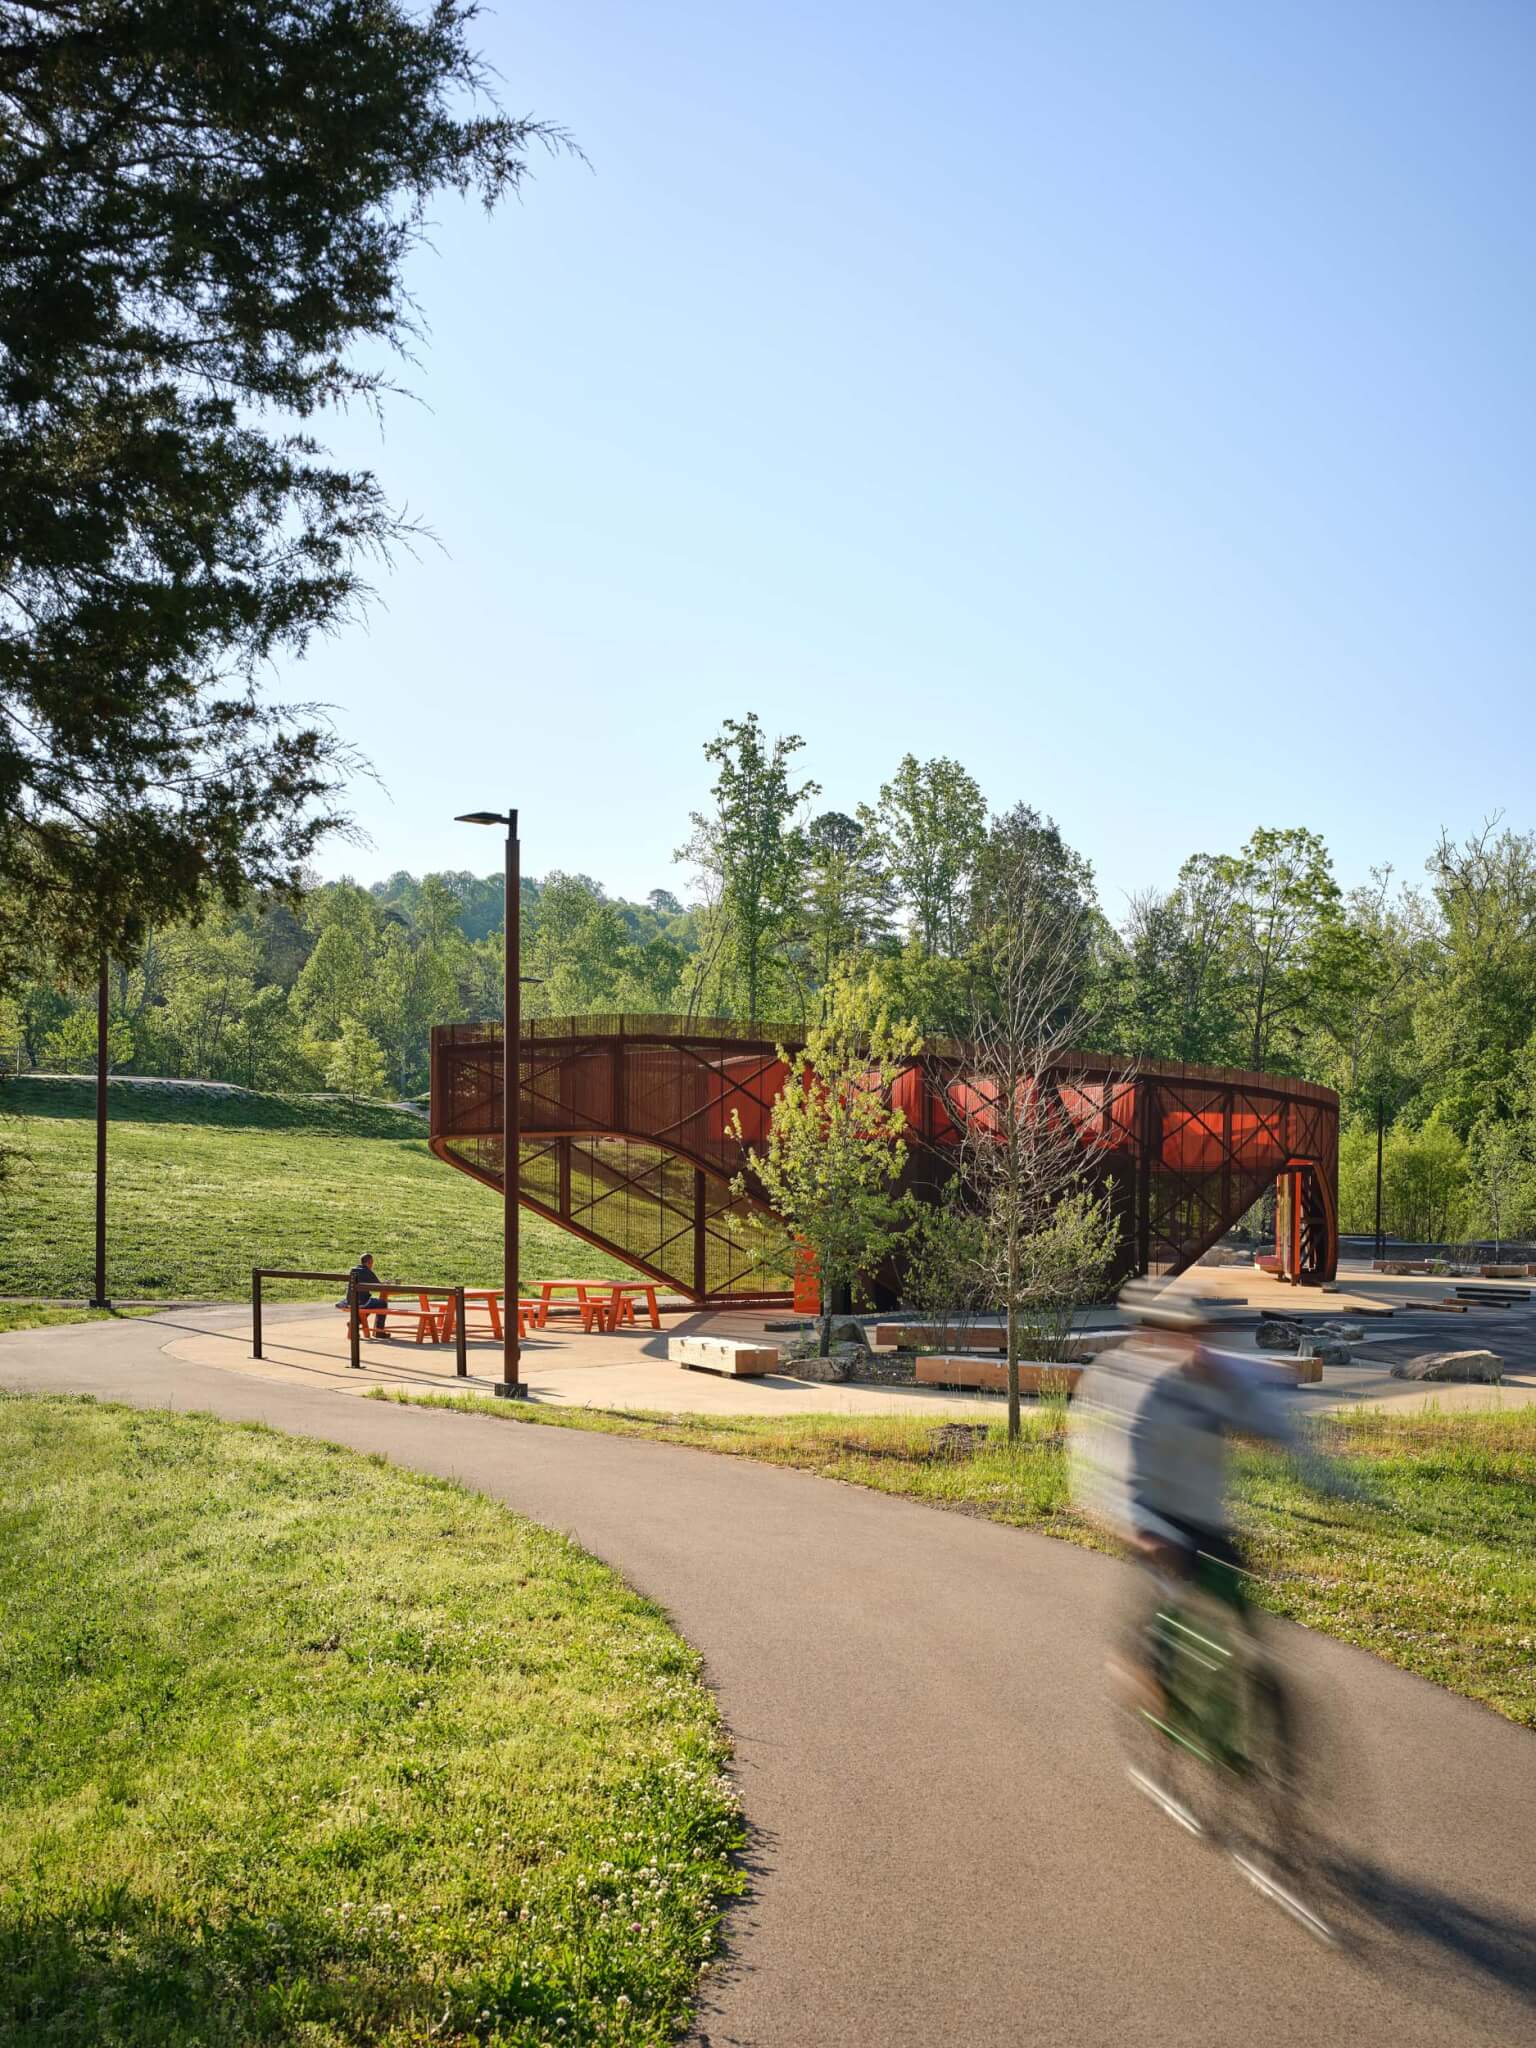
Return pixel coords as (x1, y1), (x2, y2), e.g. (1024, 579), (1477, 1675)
(790, 1356), (850, 1384)
(1319, 1322), (1365, 1341)
(1391, 1349), (1503, 1383)
(1256, 1320), (1301, 1351)
(1298, 1339), (1351, 1367)
(829, 1318), (867, 1347)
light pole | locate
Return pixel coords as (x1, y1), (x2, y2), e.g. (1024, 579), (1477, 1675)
(90, 954), (111, 1307)
(455, 809), (526, 1397)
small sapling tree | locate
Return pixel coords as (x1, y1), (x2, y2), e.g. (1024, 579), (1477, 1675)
(958, 866), (1134, 1437)
(736, 974), (918, 1359)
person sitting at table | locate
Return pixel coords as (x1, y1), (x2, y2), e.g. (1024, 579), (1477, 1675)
(343, 1252), (391, 1340)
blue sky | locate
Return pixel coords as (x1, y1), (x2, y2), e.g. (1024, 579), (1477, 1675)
(293, 0), (1534, 919)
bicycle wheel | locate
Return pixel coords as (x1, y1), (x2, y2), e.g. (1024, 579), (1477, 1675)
(1224, 1658), (1341, 1944)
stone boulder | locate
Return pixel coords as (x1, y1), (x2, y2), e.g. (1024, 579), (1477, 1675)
(1391, 1349), (1503, 1383)
(1319, 1321), (1365, 1341)
(1298, 1339), (1351, 1367)
(1256, 1320), (1301, 1352)
(791, 1356), (850, 1384)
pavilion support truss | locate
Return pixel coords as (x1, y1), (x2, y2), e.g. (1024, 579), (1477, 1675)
(430, 1016), (1338, 1304)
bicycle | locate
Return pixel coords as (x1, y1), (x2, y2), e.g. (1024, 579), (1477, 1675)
(1116, 1546), (1342, 1944)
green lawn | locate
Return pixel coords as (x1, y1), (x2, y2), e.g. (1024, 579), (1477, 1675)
(0, 1396), (742, 2047)
(0, 1080), (630, 1300)
(0, 1304), (160, 1334)
(370, 1392), (1536, 1730)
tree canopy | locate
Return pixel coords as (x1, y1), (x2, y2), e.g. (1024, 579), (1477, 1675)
(0, 0), (559, 968)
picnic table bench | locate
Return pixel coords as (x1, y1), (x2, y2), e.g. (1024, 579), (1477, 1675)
(532, 1279), (663, 1331)
(333, 1287), (442, 1344)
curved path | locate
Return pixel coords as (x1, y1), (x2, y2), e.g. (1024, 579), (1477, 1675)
(3, 1309), (1533, 2046)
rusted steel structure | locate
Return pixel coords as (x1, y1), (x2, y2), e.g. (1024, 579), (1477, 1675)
(429, 1016), (1339, 1305)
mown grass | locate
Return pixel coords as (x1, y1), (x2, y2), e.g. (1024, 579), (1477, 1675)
(1239, 1404), (1536, 1727)
(0, 1396), (742, 2047)
(373, 1394), (1080, 1528)
(371, 1391), (1536, 1729)
(0, 1079), (629, 1300)
(0, 1305), (159, 1334)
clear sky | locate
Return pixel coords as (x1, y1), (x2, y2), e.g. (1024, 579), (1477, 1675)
(291, 0), (1535, 919)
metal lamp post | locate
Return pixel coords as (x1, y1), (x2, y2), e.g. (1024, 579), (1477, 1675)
(89, 954), (111, 1307)
(455, 810), (526, 1397)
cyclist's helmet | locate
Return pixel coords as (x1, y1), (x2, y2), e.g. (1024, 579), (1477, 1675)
(1118, 1275), (1247, 1331)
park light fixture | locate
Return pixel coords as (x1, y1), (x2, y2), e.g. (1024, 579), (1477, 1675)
(455, 805), (525, 1398)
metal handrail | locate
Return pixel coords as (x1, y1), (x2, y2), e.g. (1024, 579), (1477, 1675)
(251, 1267), (471, 1377)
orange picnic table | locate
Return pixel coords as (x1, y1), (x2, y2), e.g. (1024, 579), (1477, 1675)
(435, 1289), (544, 1342)
(534, 1278), (663, 1331)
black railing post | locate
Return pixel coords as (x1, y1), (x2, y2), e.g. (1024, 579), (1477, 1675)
(454, 1286), (467, 1377)
(252, 1267), (263, 1359)
(349, 1278), (361, 1370)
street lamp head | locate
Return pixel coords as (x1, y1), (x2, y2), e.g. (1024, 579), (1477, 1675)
(454, 811), (508, 826)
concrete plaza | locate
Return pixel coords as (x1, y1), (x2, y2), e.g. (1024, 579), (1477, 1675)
(155, 1259), (1536, 1417)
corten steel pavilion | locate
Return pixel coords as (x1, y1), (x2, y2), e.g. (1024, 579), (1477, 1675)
(429, 1016), (1339, 1307)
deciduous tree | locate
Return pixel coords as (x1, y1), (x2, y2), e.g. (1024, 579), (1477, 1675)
(736, 973), (917, 1359)
(859, 755), (986, 957)
(956, 863), (1131, 1438)
(680, 715), (818, 1022)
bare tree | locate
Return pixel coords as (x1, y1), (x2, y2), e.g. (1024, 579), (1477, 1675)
(955, 880), (1132, 1439)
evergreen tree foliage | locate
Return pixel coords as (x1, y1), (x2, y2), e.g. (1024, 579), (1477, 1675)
(0, 0), (560, 969)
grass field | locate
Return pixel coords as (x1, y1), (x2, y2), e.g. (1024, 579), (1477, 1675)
(0, 1304), (160, 1334)
(370, 1392), (1536, 1729)
(0, 1079), (630, 1300)
(0, 1395), (742, 2046)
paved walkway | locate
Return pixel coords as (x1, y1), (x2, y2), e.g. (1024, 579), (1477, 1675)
(2, 1309), (1532, 2046)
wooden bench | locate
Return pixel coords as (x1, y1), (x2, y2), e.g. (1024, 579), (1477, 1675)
(874, 1324), (1106, 1361)
(873, 1322), (1007, 1353)
(914, 1355), (1085, 1396)
(671, 1337), (779, 1378)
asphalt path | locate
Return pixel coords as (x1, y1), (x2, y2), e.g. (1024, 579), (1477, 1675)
(3, 1308), (1533, 2047)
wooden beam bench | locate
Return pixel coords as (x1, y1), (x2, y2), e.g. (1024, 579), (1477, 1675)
(914, 1355), (1085, 1396)
(670, 1337), (779, 1378)
(873, 1325), (1106, 1360)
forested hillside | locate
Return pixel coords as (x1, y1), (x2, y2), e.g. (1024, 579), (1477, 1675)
(6, 712), (1536, 1245)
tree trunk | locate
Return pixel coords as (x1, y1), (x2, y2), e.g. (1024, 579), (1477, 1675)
(818, 1309), (834, 1358)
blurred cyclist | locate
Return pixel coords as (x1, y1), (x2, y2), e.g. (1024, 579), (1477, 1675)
(1071, 1278), (1333, 1710)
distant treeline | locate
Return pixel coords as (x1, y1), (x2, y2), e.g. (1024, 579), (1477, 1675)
(5, 714), (1536, 1245)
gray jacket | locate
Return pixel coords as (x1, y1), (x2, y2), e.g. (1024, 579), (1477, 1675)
(1072, 1331), (1306, 1546)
